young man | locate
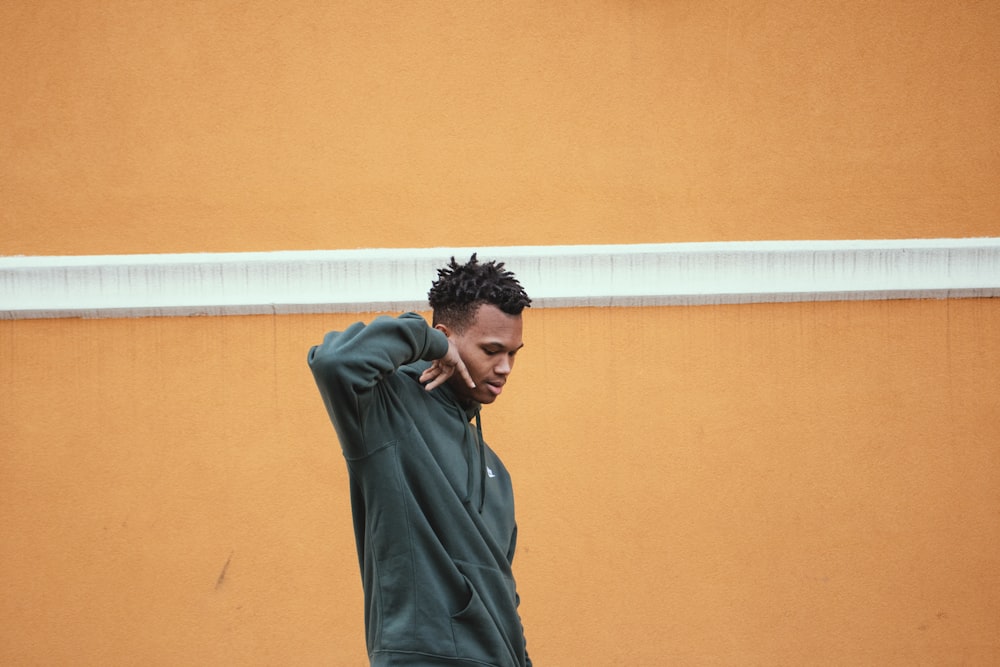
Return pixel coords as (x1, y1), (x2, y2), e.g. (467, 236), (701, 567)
(308, 254), (533, 667)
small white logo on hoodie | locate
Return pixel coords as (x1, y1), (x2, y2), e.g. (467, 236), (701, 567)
(486, 466), (496, 478)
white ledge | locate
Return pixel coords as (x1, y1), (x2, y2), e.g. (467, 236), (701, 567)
(2, 239), (999, 319)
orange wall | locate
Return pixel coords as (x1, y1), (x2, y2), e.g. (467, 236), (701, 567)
(2, 301), (999, 665)
(2, 0), (998, 255)
(3, 1), (1000, 665)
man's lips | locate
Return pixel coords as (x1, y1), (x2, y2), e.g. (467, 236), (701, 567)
(483, 380), (505, 396)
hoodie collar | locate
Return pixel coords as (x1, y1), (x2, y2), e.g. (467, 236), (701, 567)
(406, 361), (481, 420)
(404, 361), (487, 512)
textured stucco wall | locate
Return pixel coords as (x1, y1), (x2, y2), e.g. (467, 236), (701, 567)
(2, 1), (999, 665)
(2, 1), (998, 255)
(2, 301), (999, 665)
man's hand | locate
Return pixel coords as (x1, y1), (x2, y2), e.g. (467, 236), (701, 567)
(420, 338), (475, 392)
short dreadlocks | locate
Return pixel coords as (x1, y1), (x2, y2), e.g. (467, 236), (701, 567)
(428, 254), (532, 332)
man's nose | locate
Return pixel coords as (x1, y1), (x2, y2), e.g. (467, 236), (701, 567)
(495, 356), (512, 375)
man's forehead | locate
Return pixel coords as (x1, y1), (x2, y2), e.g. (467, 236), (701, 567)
(469, 306), (524, 345)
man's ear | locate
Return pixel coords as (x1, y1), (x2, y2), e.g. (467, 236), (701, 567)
(434, 322), (451, 337)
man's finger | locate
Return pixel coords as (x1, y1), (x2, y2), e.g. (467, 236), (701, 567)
(424, 375), (448, 392)
(422, 362), (452, 391)
(419, 365), (438, 384)
(456, 362), (475, 388)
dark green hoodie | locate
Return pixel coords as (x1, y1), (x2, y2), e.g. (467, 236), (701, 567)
(309, 312), (531, 667)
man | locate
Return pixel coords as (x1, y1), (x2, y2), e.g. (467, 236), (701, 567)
(308, 254), (533, 667)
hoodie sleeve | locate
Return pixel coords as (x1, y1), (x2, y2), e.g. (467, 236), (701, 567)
(307, 312), (449, 457)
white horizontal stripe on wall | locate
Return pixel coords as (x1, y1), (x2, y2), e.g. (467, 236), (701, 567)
(2, 238), (999, 320)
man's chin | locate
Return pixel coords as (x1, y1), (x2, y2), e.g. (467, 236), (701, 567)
(469, 384), (500, 405)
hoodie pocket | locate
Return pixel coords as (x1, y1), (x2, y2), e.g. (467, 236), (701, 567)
(450, 561), (516, 665)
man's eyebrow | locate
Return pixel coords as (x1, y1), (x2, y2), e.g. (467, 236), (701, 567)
(483, 341), (525, 351)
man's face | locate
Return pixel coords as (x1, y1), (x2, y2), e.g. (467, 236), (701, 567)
(441, 303), (524, 406)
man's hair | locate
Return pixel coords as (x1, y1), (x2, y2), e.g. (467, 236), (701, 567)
(428, 253), (532, 331)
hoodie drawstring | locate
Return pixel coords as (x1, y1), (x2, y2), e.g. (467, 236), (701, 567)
(474, 412), (486, 513)
(463, 409), (487, 514)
